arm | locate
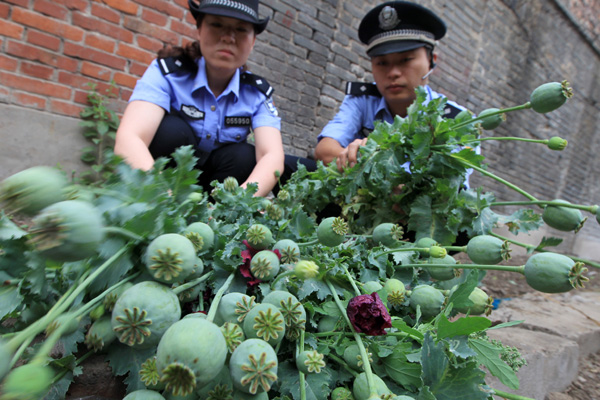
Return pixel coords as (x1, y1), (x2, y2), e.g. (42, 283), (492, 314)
(242, 126), (285, 197)
(114, 100), (166, 171)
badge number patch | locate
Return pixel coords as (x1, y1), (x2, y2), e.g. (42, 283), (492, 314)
(181, 104), (204, 120)
(225, 116), (252, 127)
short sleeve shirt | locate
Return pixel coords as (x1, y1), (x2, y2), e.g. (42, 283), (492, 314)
(129, 57), (281, 154)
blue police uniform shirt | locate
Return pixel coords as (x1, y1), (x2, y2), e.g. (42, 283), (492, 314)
(318, 84), (477, 188)
(129, 56), (281, 154)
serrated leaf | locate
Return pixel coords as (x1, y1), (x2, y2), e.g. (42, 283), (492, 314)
(106, 343), (157, 392)
(382, 343), (422, 390)
(277, 361), (332, 400)
(0, 286), (22, 319)
(43, 369), (74, 400)
(297, 278), (334, 301)
(446, 335), (478, 359)
(436, 314), (491, 340)
(470, 337), (520, 390)
(0, 214), (27, 239)
(422, 334), (489, 400)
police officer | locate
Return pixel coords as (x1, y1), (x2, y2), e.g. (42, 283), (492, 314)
(114, 0), (284, 197)
(315, 1), (469, 178)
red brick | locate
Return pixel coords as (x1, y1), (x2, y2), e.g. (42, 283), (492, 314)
(5, 0), (28, 6)
(137, 35), (163, 53)
(53, 0), (86, 12)
(13, 91), (47, 109)
(130, 62), (148, 77)
(81, 61), (112, 81)
(124, 16), (178, 44)
(103, 0), (138, 15)
(143, 8), (169, 26)
(0, 19), (24, 39)
(7, 41), (57, 66)
(113, 71), (138, 89)
(0, 55), (19, 72)
(63, 42), (127, 70)
(0, 3), (10, 19)
(20, 61), (54, 80)
(91, 3), (120, 25)
(85, 34), (116, 53)
(27, 30), (61, 51)
(170, 19), (198, 40)
(58, 70), (100, 91)
(50, 99), (83, 118)
(73, 89), (89, 105)
(12, 8), (84, 42)
(116, 43), (154, 65)
(34, 0), (68, 20)
(0, 71), (71, 99)
(72, 12), (134, 43)
(56, 56), (79, 73)
(121, 88), (133, 102)
(136, 0), (185, 18)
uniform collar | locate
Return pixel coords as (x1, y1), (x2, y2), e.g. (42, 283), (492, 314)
(376, 84), (434, 121)
(195, 57), (241, 100)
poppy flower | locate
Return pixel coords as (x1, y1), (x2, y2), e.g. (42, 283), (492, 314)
(346, 292), (392, 336)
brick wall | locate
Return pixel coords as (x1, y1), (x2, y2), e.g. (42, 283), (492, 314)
(1, 0), (599, 253)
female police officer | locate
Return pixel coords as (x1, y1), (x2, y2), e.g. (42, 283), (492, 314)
(114, 0), (284, 197)
(315, 1), (469, 178)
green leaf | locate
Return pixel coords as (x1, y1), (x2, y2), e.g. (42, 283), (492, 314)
(391, 319), (424, 342)
(436, 314), (492, 340)
(0, 286), (22, 318)
(106, 343), (157, 392)
(382, 343), (422, 390)
(277, 361), (333, 400)
(470, 337), (520, 390)
(421, 334), (489, 400)
(0, 214), (27, 240)
(297, 278), (334, 301)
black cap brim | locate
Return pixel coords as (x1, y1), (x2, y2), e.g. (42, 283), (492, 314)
(188, 1), (269, 34)
(367, 40), (429, 58)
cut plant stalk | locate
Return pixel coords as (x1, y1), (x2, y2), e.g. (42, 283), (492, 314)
(325, 278), (379, 399)
(206, 272), (235, 323)
(491, 232), (600, 269)
(450, 155), (538, 201)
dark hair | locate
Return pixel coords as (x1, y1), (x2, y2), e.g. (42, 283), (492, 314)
(156, 14), (254, 70)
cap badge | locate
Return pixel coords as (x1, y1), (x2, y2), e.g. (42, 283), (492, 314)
(378, 5), (399, 30)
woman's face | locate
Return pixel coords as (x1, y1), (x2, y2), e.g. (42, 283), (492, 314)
(371, 47), (435, 115)
(198, 14), (256, 75)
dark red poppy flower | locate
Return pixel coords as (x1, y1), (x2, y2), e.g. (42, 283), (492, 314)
(239, 240), (281, 287)
(346, 292), (392, 336)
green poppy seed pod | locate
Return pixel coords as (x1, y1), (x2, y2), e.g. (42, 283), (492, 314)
(547, 136), (568, 151)
(294, 260), (319, 279)
(2, 363), (54, 400)
(478, 108), (506, 130)
(223, 176), (239, 192)
(530, 80), (573, 113)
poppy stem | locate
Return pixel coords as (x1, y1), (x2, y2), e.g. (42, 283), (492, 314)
(325, 278), (379, 398)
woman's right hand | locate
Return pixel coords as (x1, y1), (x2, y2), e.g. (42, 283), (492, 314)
(114, 100), (166, 171)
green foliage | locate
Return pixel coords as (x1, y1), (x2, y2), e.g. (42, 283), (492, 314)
(78, 82), (121, 185)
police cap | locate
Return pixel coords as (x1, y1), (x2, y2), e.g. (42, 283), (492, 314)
(358, 1), (446, 57)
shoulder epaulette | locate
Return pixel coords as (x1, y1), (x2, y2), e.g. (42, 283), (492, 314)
(241, 73), (274, 98)
(345, 82), (381, 97)
(157, 57), (198, 75)
(443, 103), (462, 119)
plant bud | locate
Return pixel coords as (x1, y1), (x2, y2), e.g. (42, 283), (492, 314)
(428, 245), (447, 258)
(223, 176), (239, 192)
(294, 260), (319, 279)
(547, 136), (567, 151)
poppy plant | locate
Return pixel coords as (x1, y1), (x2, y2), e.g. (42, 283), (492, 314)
(346, 292), (392, 336)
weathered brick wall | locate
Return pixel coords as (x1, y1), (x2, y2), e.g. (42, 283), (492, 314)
(1, 0), (599, 252)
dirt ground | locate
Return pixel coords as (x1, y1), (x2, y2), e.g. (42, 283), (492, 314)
(476, 254), (600, 400)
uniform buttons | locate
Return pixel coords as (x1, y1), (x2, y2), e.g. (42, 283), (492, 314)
(206, 134), (212, 139)
(210, 105), (216, 111)
(235, 135), (241, 140)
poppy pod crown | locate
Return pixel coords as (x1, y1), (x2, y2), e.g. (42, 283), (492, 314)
(188, 0), (269, 34)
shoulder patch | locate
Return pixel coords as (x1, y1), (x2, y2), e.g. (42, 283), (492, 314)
(157, 57), (198, 75)
(443, 103), (463, 119)
(241, 73), (274, 98)
(346, 82), (381, 97)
